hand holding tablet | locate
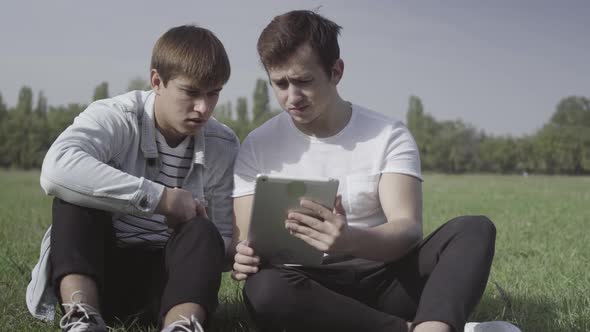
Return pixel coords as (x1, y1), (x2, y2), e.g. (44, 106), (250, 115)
(247, 174), (340, 266)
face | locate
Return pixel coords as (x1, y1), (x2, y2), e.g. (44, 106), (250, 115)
(267, 44), (343, 128)
(151, 71), (222, 145)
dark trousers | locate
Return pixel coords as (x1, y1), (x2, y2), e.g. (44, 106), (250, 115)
(243, 215), (496, 332)
(49, 198), (225, 326)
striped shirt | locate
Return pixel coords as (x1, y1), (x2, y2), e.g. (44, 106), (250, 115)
(112, 131), (193, 248)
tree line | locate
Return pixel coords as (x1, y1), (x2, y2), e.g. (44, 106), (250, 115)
(406, 95), (590, 174)
(0, 80), (588, 174)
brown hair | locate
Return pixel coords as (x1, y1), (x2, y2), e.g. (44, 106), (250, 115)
(151, 25), (230, 87)
(257, 10), (342, 77)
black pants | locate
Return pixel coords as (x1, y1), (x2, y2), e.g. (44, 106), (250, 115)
(49, 198), (225, 327)
(243, 215), (496, 332)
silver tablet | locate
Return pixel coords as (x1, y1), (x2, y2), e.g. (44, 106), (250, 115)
(248, 174), (340, 266)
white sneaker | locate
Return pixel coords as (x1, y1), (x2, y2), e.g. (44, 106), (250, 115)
(464, 321), (522, 332)
(161, 314), (204, 332)
(59, 291), (107, 332)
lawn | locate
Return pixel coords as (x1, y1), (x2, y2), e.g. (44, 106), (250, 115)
(1, 170), (588, 331)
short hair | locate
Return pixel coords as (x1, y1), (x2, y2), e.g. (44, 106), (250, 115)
(257, 10), (342, 77)
(151, 25), (230, 87)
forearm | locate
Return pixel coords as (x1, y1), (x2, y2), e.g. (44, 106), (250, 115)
(40, 101), (164, 215)
(41, 146), (164, 216)
(344, 219), (422, 262)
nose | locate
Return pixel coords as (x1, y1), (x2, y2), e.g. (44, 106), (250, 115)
(193, 98), (211, 115)
(287, 84), (304, 106)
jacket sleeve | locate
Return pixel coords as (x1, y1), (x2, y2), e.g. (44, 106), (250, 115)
(205, 131), (240, 252)
(40, 100), (164, 216)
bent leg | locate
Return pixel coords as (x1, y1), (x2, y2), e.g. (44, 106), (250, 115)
(243, 264), (410, 332)
(161, 217), (225, 325)
(377, 215), (496, 331)
(49, 198), (112, 309)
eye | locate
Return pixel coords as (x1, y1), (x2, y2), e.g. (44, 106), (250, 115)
(297, 79), (312, 85)
(184, 90), (201, 97)
(273, 80), (288, 90)
(207, 91), (220, 97)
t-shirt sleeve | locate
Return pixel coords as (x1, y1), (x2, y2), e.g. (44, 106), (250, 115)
(232, 135), (260, 197)
(381, 123), (422, 181)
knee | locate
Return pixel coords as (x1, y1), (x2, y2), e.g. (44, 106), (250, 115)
(170, 217), (224, 255)
(468, 215), (496, 240)
(452, 215), (496, 252)
(451, 214), (495, 235)
(243, 269), (295, 320)
(177, 217), (221, 242)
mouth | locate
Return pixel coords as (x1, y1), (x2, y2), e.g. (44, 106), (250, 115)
(288, 105), (309, 113)
(185, 118), (205, 127)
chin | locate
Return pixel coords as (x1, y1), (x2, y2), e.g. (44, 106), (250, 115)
(287, 112), (310, 123)
(293, 115), (318, 126)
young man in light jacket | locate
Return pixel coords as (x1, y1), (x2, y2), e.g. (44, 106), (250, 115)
(27, 25), (239, 332)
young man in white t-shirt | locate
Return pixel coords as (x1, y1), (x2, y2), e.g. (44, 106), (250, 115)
(27, 25), (239, 332)
(231, 10), (520, 332)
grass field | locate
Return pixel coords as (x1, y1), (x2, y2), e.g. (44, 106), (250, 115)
(1, 170), (589, 331)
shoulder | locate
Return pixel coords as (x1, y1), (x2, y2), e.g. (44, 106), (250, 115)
(352, 104), (406, 130)
(204, 117), (240, 149)
(92, 91), (150, 114)
(71, 91), (153, 135)
(82, 91), (151, 125)
(348, 104), (414, 142)
(242, 112), (288, 145)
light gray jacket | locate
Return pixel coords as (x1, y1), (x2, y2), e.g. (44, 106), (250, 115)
(26, 90), (239, 321)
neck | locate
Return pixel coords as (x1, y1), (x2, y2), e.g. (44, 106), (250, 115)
(295, 97), (352, 138)
(157, 126), (186, 148)
(153, 102), (186, 148)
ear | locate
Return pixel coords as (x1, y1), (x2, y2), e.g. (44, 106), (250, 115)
(150, 69), (163, 93)
(330, 59), (344, 85)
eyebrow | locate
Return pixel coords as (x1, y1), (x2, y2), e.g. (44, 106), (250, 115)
(271, 77), (287, 84)
(179, 84), (222, 93)
(271, 73), (311, 82)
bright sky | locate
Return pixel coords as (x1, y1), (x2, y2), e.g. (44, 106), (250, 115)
(1, 0), (588, 136)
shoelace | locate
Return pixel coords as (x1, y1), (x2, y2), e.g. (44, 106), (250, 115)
(59, 302), (98, 331)
(165, 315), (204, 332)
(59, 291), (105, 332)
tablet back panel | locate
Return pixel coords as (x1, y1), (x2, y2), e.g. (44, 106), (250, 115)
(248, 175), (339, 266)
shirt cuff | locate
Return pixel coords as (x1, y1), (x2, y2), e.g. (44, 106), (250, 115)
(133, 177), (165, 215)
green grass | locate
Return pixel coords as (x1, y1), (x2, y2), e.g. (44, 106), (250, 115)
(1, 170), (589, 331)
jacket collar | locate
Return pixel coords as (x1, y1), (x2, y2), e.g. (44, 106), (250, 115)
(141, 91), (206, 166)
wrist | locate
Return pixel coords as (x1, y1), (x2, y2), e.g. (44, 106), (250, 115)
(155, 187), (170, 215)
(336, 226), (357, 256)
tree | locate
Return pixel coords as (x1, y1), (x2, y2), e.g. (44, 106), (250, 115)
(127, 77), (151, 92)
(479, 136), (519, 173)
(550, 96), (590, 127)
(35, 91), (48, 117)
(0, 92), (6, 121)
(405, 96), (441, 171)
(214, 100), (233, 123)
(534, 123), (588, 174)
(236, 97), (248, 123)
(406, 95), (424, 131)
(514, 136), (536, 173)
(533, 96), (590, 174)
(2, 86), (35, 168)
(0, 93), (8, 167)
(93, 82), (109, 101)
(47, 103), (85, 144)
(16, 86), (33, 114)
(252, 78), (271, 124)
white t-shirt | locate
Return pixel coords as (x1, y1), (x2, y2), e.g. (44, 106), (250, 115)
(233, 104), (422, 229)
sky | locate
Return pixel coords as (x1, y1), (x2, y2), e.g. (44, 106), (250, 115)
(0, 0), (588, 136)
